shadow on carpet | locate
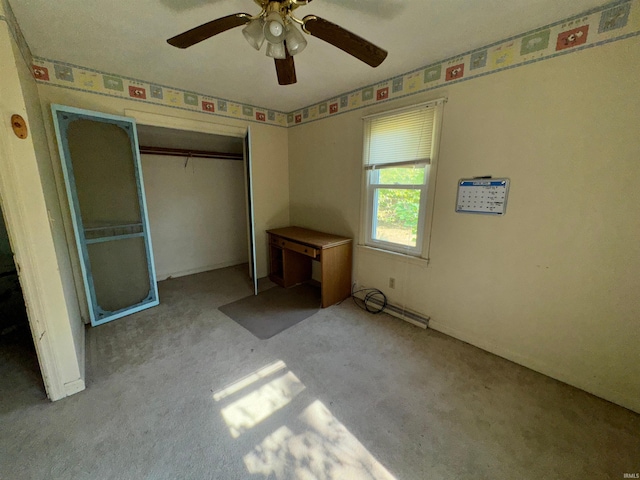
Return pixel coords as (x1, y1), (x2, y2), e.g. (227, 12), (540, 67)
(218, 284), (321, 339)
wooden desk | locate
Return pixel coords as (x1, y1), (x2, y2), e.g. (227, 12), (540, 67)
(267, 227), (352, 308)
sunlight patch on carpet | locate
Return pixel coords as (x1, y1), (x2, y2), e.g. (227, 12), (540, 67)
(220, 371), (305, 438)
(243, 400), (397, 479)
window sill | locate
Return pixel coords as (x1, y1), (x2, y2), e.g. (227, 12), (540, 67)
(356, 244), (430, 267)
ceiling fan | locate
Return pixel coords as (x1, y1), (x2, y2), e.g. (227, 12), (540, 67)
(167, 0), (388, 86)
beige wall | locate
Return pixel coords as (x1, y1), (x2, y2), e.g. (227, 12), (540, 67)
(141, 154), (249, 280)
(289, 38), (640, 413)
(37, 85), (289, 316)
(0, 19), (84, 399)
(248, 123), (291, 277)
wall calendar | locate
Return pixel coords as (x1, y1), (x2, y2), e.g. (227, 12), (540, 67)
(456, 178), (510, 215)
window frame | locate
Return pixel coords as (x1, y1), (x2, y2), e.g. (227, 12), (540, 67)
(360, 99), (445, 259)
(365, 165), (429, 256)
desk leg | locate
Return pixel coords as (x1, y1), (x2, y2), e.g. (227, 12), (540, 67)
(320, 244), (352, 307)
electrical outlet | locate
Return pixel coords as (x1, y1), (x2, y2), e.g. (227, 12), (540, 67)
(389, 277), (395, 289)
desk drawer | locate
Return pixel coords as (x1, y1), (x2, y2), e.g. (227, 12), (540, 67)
(271, 235), (318, 258)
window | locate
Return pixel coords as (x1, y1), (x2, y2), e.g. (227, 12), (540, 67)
(361, 100), (444, 257)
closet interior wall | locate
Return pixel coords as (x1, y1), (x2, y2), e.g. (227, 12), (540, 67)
(137, 125), (248, 281)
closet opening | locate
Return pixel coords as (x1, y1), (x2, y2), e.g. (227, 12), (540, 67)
(136, 124), (253, 288)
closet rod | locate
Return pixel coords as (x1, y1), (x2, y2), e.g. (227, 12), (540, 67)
(139, 145), (243, 161)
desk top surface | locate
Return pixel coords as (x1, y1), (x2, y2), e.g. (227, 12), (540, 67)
(267, 226), (352, 249)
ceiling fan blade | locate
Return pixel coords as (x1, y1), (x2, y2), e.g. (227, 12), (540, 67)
(274, 49), (297, 85)
(168, 13), (251, 49)
(302, 15), (387, 67)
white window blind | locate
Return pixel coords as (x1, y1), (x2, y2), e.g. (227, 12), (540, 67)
(365, 105), (436, 170)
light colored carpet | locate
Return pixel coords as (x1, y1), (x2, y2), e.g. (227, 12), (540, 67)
(0, 264), (638, 479)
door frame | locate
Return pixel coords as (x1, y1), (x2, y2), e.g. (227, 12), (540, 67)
(244, 127), (258, 295)
(0, 109), (76, 400)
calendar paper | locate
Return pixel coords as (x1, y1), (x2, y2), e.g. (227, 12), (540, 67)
(456, 179), (510, 215)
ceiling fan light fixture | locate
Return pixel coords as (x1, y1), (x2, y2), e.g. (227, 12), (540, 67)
(167, 1), (389, 87)
(285, 23), (307, 56)
(242, 18), (265, 51)
(263, 12), (286, 44)
(265, 41), (287, 60)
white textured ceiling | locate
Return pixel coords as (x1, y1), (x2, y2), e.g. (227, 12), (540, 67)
(9, 0), (608, 112)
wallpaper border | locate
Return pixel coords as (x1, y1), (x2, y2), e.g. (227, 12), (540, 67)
(3, 0), (638, 129)
(288, 0), (639, 127)
(30, 57), (290, 128)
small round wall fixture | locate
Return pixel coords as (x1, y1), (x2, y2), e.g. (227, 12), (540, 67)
(11, 114), (28, 139)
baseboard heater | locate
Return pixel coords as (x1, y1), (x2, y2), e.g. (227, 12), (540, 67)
(354, 293), (429, 329)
